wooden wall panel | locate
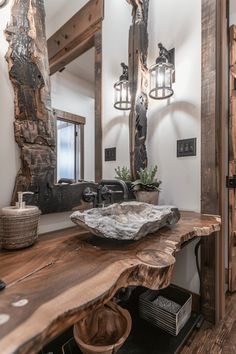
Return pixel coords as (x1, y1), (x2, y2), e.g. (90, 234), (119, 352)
(201, 0), (227, 323)
(94, 29), (103, 182)
(229, 26), (236, 292)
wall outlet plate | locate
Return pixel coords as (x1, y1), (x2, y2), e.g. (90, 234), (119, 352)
(105, 147), (116, 161)
(177, 138), (197, 157)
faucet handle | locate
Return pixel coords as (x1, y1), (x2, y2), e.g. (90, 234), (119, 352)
(83, 187), (97, 204)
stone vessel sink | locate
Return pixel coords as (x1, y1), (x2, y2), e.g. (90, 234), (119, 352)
(71, 202), (180, 241)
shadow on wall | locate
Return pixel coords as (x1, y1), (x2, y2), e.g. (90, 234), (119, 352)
(148, 0), (200, 64)
(148, 100), (199, 139)
(104, 113), (129, 146)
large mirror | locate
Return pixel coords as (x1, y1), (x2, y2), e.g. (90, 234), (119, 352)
(6, 0), (103, 213)
(45, 0), (96, 182)
(51, 51), (95, 183)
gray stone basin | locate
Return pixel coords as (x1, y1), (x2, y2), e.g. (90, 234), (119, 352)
(71, 202), (180, 241)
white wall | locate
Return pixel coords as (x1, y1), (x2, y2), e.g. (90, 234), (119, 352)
(230, 0), (236, 26)
(102, 0), (131, 177)
(103, 0), (201, 212)
(0, 2), (19, 210)
(102, 0), (201, 293)
(147, 0), (201, 212)
(51, 70), (95, 181)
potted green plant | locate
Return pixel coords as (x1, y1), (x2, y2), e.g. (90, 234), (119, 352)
(114, 166), (132, 183)
(131, 165), (161, 205)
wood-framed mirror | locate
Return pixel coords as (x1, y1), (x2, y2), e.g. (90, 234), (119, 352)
(5, 0), (104, 214)
(47, 0), (103, 183)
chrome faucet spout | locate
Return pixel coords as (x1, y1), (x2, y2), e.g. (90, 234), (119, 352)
(100, 179), (129, 201)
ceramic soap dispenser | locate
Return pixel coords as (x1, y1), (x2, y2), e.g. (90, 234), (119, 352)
(0, 192), (41, 250)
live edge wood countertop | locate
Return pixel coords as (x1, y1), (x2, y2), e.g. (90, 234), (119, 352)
(0, 211), (220, 354)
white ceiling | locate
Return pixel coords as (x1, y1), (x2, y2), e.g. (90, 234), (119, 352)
(65, 47), (95, 84)
(45, 0), (68, 20)
(44, 0), (94, 84)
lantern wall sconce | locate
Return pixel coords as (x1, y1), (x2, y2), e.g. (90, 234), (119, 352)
(114, 62), (131, 111)
(149, 43), (175, 100)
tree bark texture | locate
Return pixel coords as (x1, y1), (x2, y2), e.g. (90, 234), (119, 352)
(5, 0), (56, 205)
(128, 0), (149, 179)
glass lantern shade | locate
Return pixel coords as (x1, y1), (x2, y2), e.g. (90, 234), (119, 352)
(114, 79), (131, 111)
(149, 62), (174, 100)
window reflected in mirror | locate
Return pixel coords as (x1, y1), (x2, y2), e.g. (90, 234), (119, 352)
(50, 47), (95, 182)
(57, 119), (82, 181)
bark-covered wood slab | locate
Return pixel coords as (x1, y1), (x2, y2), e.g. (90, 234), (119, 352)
(5, 0), (56, 204)
(127, 0), (149, 179)
(0, 212), (220, 354)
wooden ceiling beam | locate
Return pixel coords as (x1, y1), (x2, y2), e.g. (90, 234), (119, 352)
(47, 0), (104, 74)
(49, 35), (95, 75)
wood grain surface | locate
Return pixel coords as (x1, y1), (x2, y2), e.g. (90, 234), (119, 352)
(201, 0), (226, 323)
(228, 25), (236, 292)
(73, 301), (132, 353)
(181, 292), (236, 354)
(128, 0), (149, 179)
(0, 212), (220, 354)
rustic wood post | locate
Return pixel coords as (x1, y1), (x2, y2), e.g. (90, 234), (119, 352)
(5, 0), (56, 204)
(127, 0), (149, 180)
(201, 0), (226, 322)
(94, 28), (103, 182)
(228, 25), (236, 292)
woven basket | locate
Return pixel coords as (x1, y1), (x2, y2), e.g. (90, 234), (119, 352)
(0, 210), (41, 250)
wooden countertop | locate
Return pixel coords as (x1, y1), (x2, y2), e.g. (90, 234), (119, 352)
(0, 211), (220, 354)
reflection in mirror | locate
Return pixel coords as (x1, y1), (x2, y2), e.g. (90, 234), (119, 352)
(45, 1), (96, 182)
(57, 120), (81, 181)
(6, 0), (103, 214)
(50, 49), (95, 182)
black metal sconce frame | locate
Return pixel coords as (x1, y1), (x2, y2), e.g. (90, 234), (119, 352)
(157, 43), (175, 83)
(114, 62), (131, 111)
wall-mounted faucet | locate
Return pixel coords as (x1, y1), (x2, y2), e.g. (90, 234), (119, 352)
(83, 179), (129, 208)
(83, 185), (112, 208)
(100, 179), (129, 201)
